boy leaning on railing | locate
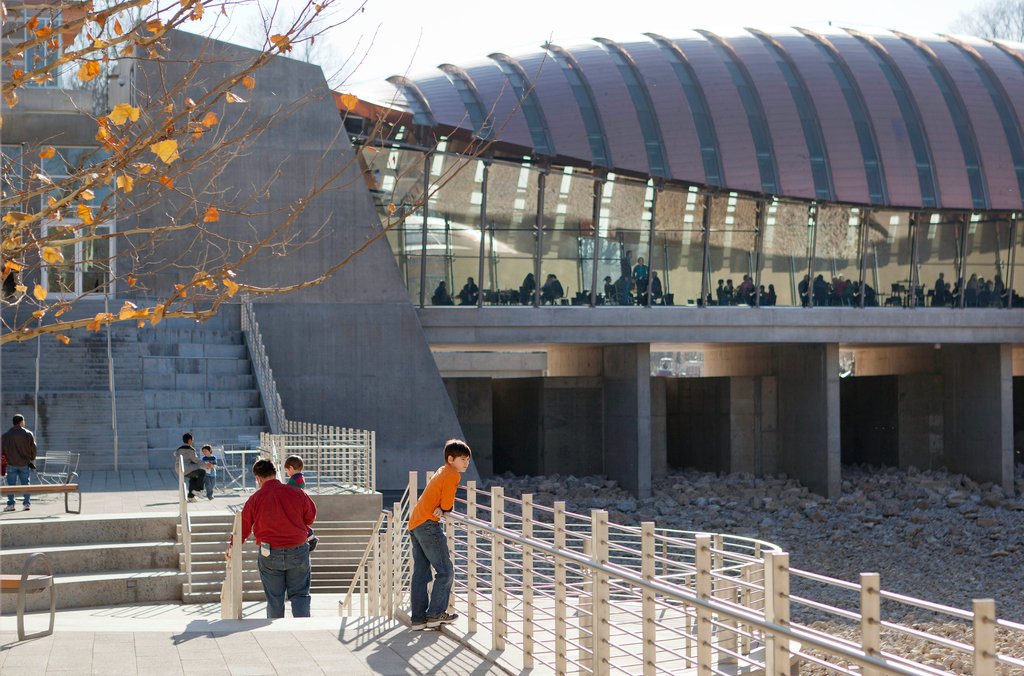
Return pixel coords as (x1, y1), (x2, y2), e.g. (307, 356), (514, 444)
(408, 439), (472, 630)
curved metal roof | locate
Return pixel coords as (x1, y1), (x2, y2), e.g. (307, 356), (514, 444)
(360, 28), (1024, 210)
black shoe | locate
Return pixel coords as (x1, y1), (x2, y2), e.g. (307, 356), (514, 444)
(426, 612), (458, 628)
(410, 619), (427, 631)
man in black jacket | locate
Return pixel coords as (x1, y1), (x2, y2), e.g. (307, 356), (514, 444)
(2, 414), (37, 511)
(173, 433), (206, 502)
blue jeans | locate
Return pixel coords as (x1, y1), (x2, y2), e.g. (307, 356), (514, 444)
(204, 474), (216, 498)
(410, 520), (453, 622)
(5, 466), (31, 506)
(257, 543), (311, 618)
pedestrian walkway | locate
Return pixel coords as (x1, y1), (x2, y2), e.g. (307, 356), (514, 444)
(0, 597), (506, 675)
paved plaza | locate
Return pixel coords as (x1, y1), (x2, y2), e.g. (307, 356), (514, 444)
(0, 472), (505, 675)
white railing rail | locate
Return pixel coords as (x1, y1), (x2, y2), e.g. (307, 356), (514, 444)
(260, 426), (375, 492)
(344, 471), (1024, 675)
(240, 298), (286, 435)
(221, 507), (244, 619)
(177, 456), (193, 596)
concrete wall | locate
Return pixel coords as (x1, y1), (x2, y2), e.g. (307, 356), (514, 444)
(493, 378), (541, 476)
(729, 376), (778, 475)
(444, 378), (494, 479)
(940, 345), (1013, 491)
(898, 374), (944, 470)
(602, 345), (651, 498)
(651, 378), (667, 479)
(666, 378), (730, 473)
(776, 344), (841, 497)
(540, 378), (603, 476)
(131, 32), (466, 490)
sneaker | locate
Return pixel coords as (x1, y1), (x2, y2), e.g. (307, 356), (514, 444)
(207, 495), (214, 500)
(22, 505), (29, 511)
(187, 495), (198, 503)
(410, 619), (428, 631)
(426, 612), (459, 628)
(3, 505), (15, 512)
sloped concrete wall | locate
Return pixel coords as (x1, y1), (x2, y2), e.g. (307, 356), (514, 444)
(131, 32), (465, 489)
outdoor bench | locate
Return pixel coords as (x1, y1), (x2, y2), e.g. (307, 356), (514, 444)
(0, 471), (81, 514)
(0, 553), (56, 641)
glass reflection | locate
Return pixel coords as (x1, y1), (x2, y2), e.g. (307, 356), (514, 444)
(762, 201), (812, 306)
(865, 211), (912, 307)
(707, 193), (758, 306)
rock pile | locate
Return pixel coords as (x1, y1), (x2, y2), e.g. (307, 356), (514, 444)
(484, 463), (1024, 630)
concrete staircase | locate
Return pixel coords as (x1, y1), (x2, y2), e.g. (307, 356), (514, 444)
(0, 514), (183, 611)
(0, 304), (270, 470)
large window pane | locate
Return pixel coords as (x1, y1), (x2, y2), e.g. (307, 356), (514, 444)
(813, 205), (862, 306)
(917, 212), (960, 308)
(865, 210), (912, 307)
(540, 167), (593, 305)
(962, 214), (1009, 308)
(486, 162), (537, 304)
(654, 186), (703, 306)
(762, 200), (812, 306)
(708, 193), (758, 306)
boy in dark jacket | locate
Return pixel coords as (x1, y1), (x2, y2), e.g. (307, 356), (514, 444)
(284, 455), (318, 551)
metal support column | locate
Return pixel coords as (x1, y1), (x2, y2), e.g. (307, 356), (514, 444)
(806, 203), (818, 307)
(858, 209), (871, 308)
(590, 175), (604, 307)
(645, 184), (659, 307)
(753, 199), (766, 307)
(699, 192), (712, 307)
(477, 160), (489, 308)
(908, 212), (921, 308)
(419, 153), (430, 308)
(533, 168), (547, 307)
(958, 212), (970, 309)
(1006, 214), (1017, 309)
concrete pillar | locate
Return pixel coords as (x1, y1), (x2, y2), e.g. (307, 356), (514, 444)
(540, 378), (603, 476)
(940, 345), (1013, 491)
(728, 376), (778, 475)
(444, 378), (494, 479)
(897, 374), (943, 470)
(602, 345), (652, 498)
(650, 378), (667, 480)
(775, 344), (841, 497)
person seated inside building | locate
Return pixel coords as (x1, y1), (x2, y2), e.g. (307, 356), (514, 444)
(520, 272), (536, 305)
(457, 277), (479, 305)
(737, 275), (755, 305)
(603, 275), (615, 304)
(431, 280), (453, 305)
(632, 257), (649, 304)
(541, 274), (564, 305)
(764, 283), (777, 306)
(649, 271), (663, 305)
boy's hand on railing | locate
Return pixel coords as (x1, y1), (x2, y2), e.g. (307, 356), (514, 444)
(224, 548), (231, 561)
(433, 507), (444, 520)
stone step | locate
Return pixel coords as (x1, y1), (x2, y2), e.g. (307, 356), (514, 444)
(141, 343), (247, 359)
(0, 513), (177, 547)
(142, 373), (256, 391)
(144, 390), (262, 410)
(0, 569), (183, 612)
(136, 328), (245, 345)
(141, 356), (254, 377)
(0, 541), (178, 575)
(145, 407), (266, 429)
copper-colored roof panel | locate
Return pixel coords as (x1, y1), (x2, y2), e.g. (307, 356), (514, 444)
(621, 39), (705, 185)
(728, 33), (817, 200)
(515, 51), (593, 165)
(572, 44), (650, 176)
(675, 34), (762, 193)
(928, 38), (1021, 209)
(776, 33), (872, 205)
(415, 74), (472, 131)
(830, 33), (923, 207)
(462, 63), (534, 151)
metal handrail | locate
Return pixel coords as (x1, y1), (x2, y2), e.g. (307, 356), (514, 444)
(177, 456), (193, 596)
(241, 297), (286, 434)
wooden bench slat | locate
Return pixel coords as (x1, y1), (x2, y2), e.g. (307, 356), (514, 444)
(0, 485), (79, 494)
(0, 575), (50, 590)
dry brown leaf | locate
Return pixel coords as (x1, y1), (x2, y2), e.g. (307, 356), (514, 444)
(116, 174), (134, 193)
(108, 103), (140, 125)
(113, 19), (123, 35)
(77, 204), (93, 225)
(270, 34), (292, 53)
(38, 146), (55, 159)
(32, 283), (46, 300)
(118, 301), (138, 320)
(200, 111), (218, 127)
(203, 206), (219, 222)
(77, 60), (101, 82)
(223, 278), (240, 297)
(158, 175), (174, 189)
(145, 19), (163, 33)
(152, 304), (166, 326)
(150, 139), (179, 164)
(242, 76), (255, 90)
(127, 273), (137, 287)
(225, 92), (246, 104)
(41, 247), (64, 265)
(55, 334), (70, 345)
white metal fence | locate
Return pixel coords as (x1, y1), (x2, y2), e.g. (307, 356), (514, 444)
(342, 471), (1024, 675)
(260, 424), (375, 492)
(240, 298), (285, 434)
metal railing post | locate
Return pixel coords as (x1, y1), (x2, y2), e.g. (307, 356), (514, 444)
(973, 599), (996, 675)
(860, 573), (881, 676)
(763, 551), (791, 676)
(695, 534), (714, 674)
(554, 501), (568, 676)
(466, 481), (478, 633)
(522, 493), (535, 669)
(222, 511), (243, 619)
(177, 458), (192, 597)
(641, 522), (656, 676)
(491, 486), (507, 651)
(591, 510), (610, 675)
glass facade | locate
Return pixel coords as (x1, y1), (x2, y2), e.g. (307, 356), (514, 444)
(355, 140), (1022, 311)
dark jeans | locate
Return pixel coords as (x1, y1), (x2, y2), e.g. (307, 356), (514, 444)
(185, 469), (205, 497)
(5, 465), (31, 506)
(257, 543), (311, 618)
(410, 520), (453, 622)
(204, 473), (216, 498)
